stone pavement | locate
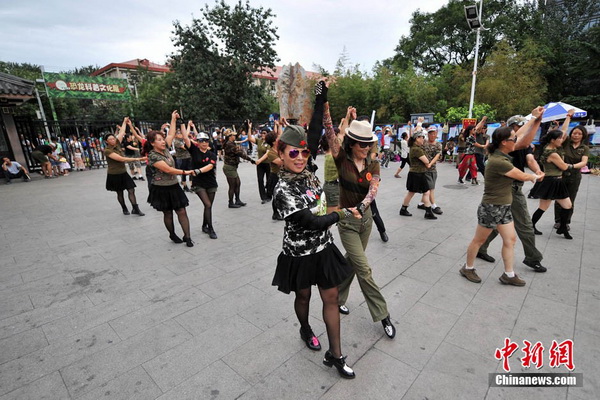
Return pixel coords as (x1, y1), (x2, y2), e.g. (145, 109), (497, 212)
(0, 158), (598, 400)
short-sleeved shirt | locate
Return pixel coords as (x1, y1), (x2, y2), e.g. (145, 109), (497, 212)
(474, 133), (489, 155)
(422, 141), (442, 171)
(273, 171), (330, 257)
(148, 149), (178, 186)
(267, 148), (280, 174)
(562, 138), (589, 170)
(173, 138), (191, 159)
(122, 137), (134, 156)
(508, 146), (532, 173)
(256, 137), (270, 159)
(400, 139), (409, 158)
(409, 146), (428, 173)
(482, 151), (515, 205)
(4, 161), (22, 175)
(539, 147), (563, 177)
(383, 135), (392, 149)
(187, 144), (218, 189)
(104, 144), (127, 175)
(334, 147), (380, 209)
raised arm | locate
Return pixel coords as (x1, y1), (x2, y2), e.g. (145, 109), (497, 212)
(246, 122), (257, 144)
(475, 116), (488, 132)
(515, 106), (545, 150)
(181, 123), (191, 149)
(324, 104), (354, 158)
(560, 109), (575, 137)
(166, 110), (179, 147)
(130, 123), (146, 142)
(116, 117), (129, 143)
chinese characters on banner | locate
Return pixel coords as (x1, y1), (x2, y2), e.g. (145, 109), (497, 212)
(494, 338), (575, 372)
(43, 73), (131, 100)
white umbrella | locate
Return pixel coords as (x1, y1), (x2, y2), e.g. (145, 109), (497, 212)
(526, 102), (587, 123)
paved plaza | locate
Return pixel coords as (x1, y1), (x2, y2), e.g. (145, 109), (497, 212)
(1, 158), (599, 400)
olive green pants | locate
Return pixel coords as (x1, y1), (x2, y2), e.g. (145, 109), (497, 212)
(554, 172), (581, 224)
(337, 209), (389, 322)
(479, 182), (543, 263)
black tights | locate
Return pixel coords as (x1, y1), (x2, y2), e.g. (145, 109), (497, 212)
(196, 189), (216, 229)
(294, 286), (342, 358)
(116, 188), (137, 211)
(162, 208), (191, 238)
(226, 177), (241, 203)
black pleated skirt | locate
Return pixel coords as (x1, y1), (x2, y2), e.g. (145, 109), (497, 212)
(406, 171), (431, 193)
(106, 172), (136, 192)
(272, 244), (352, 294)
(147, 184), (189, 211)
(529, 176), (569, 200)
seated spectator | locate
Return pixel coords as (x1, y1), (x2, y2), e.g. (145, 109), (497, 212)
(2, 157), (31, 184)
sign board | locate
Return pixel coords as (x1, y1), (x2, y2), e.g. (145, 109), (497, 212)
(462, 118), (477, 128)
(43, 73), (131, 100)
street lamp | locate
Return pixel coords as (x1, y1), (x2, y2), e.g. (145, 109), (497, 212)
(465, 1), (483, 119)
(34, 79), (51, 140)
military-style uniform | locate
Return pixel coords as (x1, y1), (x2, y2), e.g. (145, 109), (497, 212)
(554, 137), (590, 224)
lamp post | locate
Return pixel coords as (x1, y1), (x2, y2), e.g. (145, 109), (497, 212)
(465, 1), (483, 119)
(33, 84), (51, 141)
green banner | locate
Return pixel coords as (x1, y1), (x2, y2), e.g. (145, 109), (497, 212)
(43, 73), (131, 100)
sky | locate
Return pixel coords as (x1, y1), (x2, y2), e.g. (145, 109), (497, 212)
(1, 0), (448, 74)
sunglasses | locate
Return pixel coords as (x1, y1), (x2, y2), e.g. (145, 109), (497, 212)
(288, 149), (311, 159)
(505, 136), (518, 142)
(198, 139), (208, 143)
(355, 142), (373, 148)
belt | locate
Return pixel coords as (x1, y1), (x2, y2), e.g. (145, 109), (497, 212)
(325, 179), (339, 184)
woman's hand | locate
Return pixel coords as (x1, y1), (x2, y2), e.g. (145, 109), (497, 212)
(347, 207), (361, 219)
(171, 110), (180, 120)
(566, 109), (575, 118)
(531, 106), (545, 119)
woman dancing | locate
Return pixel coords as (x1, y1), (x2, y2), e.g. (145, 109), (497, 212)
(554, 111), (589, 231)
(103, 117), (146, 216)
(183, 122), (219, 239)
(460, 127), (540, 286)
(323, 97), (396, 339)
(399, 131), (437, 219)
(529, 129), (575, 239)
(222, 128), (256, 208)
(272, 124), (358, 379)
(144, 111), (196, 246)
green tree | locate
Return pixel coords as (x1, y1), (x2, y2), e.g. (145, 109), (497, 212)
(475, 40), (546, 119)
(536, 0), (600, 116)
(438, 103), (496, 123)
(391, 0), (533, 75)
(169, 0), (279, 121)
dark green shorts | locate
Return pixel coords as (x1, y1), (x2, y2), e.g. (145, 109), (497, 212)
(32, 151), (49, 164)
(222, 164), (238, 178)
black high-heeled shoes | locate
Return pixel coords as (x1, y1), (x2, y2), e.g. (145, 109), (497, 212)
(323, 350), (355, 379)
(183, 236), (194, 247)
